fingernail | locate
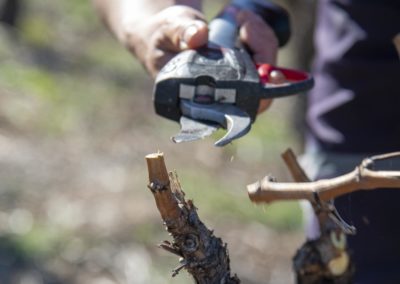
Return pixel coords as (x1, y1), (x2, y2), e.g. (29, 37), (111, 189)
(269, 70), (286, 85)
(180, 24), (199, 49)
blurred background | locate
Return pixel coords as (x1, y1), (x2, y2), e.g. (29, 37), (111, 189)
(0, 0), (316, 283)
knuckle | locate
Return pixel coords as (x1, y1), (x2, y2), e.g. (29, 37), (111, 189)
(145, 48), (165, 73)
(152, 24), (179, 50)
(161, 5), (203, 21)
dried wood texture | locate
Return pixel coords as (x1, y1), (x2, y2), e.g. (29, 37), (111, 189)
(145, 152), (240, 283)
(281, 149), (310, 183)
(248, 152), (400, 204)
(146, 153), (181, 221)
(281, 149), (353, 283)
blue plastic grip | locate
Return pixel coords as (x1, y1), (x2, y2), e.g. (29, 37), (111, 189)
(208, 0), (291, 48)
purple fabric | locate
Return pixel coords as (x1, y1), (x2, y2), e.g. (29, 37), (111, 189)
(306, 1), (400, 282)
(307, 0), (400, 153)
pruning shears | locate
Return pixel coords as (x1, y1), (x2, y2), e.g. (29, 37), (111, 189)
(153, 0), (314, 146)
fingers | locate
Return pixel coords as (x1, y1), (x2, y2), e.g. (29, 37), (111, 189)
(148, 19), (207, 75)
(129, 6), (208, 76)
(157, 6), (208, 52)
(258, 99), (273, 113)
(237, 10), (278, 64)
(237, 10), (278, 113)
(179, 20), (209, 49)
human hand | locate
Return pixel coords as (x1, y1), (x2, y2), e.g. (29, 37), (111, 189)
(124, 5), (278, 112)
(237, 10), (278, 112)
(123, 6), (208, 78)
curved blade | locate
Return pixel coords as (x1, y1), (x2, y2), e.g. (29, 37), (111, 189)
(180, 99), (251, 147)
(172, 116), (219, 143)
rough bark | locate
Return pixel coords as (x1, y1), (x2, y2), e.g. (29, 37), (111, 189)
(145, 152), (240, 283)
(280, 149), (354, 284)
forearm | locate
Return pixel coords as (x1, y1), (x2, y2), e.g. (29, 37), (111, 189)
(92, 0), (202, 44)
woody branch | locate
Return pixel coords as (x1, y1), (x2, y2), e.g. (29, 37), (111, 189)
(247, 151), (400, 204)
(146, 152), (239, 283)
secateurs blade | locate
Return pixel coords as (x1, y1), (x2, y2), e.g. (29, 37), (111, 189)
(153, 0), (314, 147)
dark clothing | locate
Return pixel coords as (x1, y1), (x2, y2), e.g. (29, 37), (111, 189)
(309, 152), (400, 284)
(336, 189), (400, 284)
(0, 0), (21, 27)
(306, 0), (400, 283)
(307, 0), (400, 153)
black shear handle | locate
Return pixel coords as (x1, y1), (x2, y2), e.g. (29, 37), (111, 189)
(208, 0), (290, 49)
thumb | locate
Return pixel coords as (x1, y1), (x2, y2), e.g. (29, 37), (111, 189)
(180, 20), (208, 49)
(161, 16), (208, 52)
